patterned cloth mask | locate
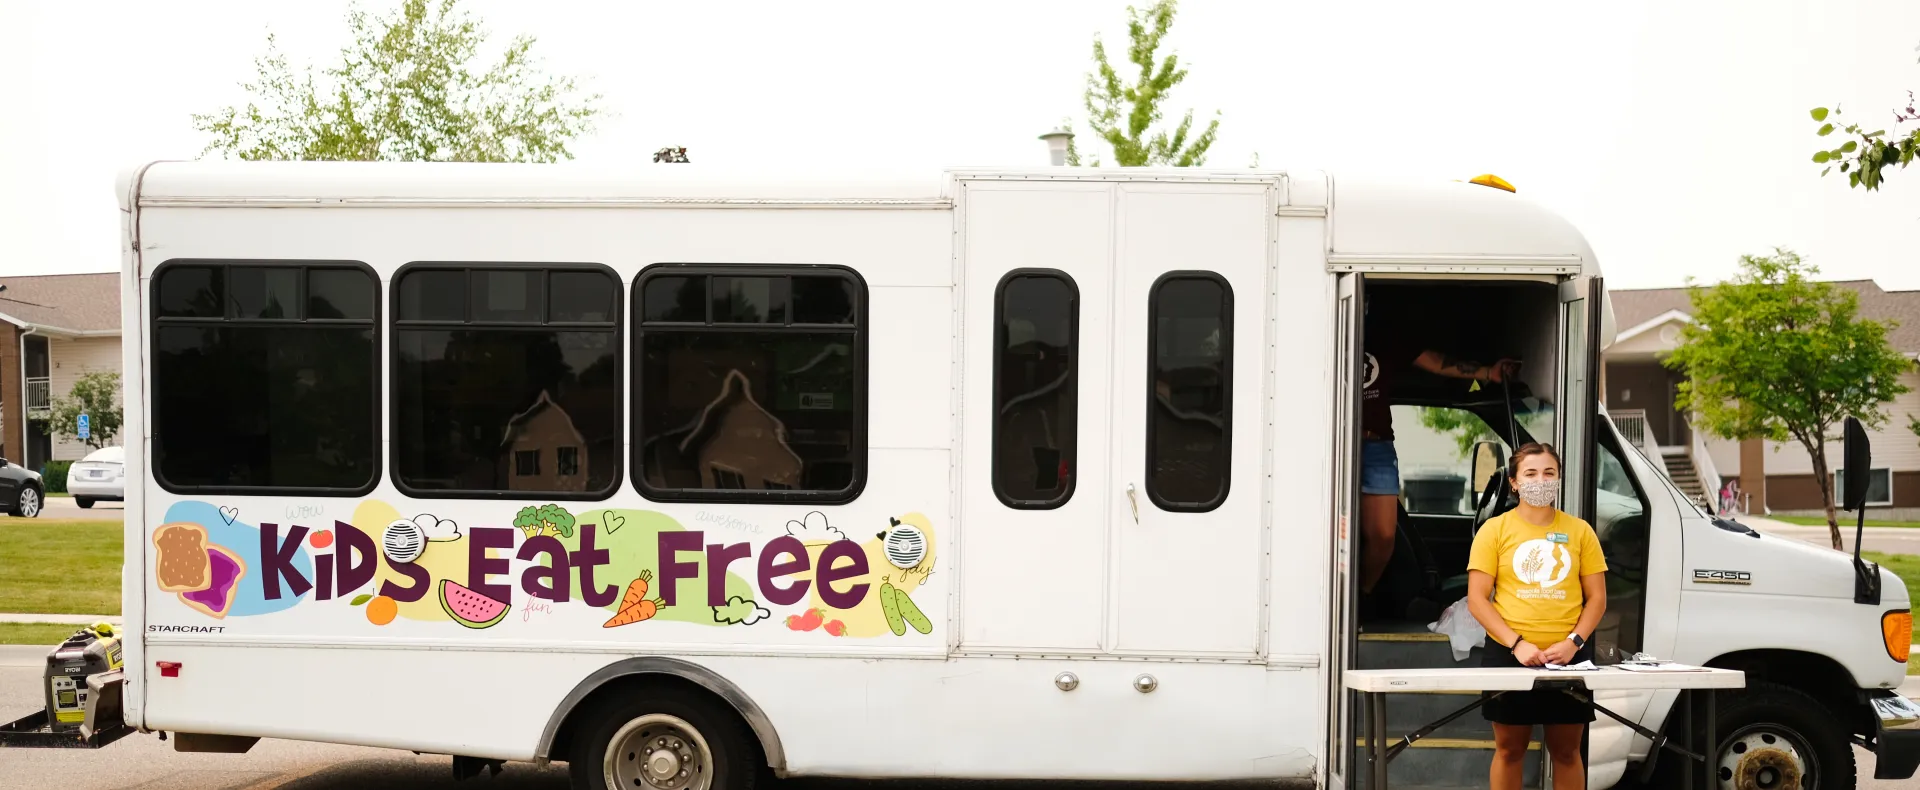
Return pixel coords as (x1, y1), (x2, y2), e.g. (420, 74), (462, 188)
(1518, 479), (1559, 508)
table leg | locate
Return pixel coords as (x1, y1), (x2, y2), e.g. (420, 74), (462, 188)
(1704, 689), (1716, 789)
(1369, 691), (1388, 790)
(1682, 689), (1694, 790)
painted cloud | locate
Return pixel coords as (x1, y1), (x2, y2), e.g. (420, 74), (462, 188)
(413, 514), (462, 543)
(784, 511), (845, 544)
(714, 595), (771, 626)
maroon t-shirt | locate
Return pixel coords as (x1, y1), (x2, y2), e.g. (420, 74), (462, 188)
(1361, 340), (1415, 440)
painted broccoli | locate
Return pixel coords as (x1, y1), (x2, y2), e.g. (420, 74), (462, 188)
(513, 504), (577, 538)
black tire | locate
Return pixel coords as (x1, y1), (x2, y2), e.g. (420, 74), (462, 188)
(76, 498), (94, 509)
(1649, 680), (1854, 789)
(567, 684), (760, 790)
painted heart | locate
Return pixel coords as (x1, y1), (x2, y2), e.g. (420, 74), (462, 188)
(218, 506), (239, 525)
(603, 510), (626, 535)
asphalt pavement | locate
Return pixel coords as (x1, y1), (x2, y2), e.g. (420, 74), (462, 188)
(27, 495), (124, 523)
(1740, 515), (1920, 555)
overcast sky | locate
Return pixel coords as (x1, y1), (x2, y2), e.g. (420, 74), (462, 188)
(4, 0), (1917, 291)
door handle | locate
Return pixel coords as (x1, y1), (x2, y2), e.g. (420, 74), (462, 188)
(1126, 483), (1140, 524)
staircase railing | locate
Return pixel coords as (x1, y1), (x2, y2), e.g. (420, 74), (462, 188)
(1690, 421), (1723, 514)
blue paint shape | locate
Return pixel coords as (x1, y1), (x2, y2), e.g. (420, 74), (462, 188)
(161, 500), (310, 617)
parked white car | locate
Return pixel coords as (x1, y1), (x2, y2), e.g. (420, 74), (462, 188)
(66, 446), (124, 508)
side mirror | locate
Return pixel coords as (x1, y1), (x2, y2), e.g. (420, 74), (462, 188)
(1471, 441), (1506, 495)
(0, 457), (10, 468)
(1842, 416), (1872, 511)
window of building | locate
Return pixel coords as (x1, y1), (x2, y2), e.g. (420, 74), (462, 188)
(150, 261), (379, 493)
(392, 264), (622, 499)
(557, 447), (580, 477)
(1836, 467), (1894, 508)
(633, 264), (866, 503)
(1145, 272), (1233, 512)
(993, 270), (1079, 509)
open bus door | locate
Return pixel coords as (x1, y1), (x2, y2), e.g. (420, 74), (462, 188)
(1327, 271), (1364, 790)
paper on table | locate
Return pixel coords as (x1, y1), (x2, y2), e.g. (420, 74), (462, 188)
(1615, 662), (1708, 672)
(1544, 660), (1599, 671)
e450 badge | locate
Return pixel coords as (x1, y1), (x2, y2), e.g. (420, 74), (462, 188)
(1693, 569), (1753, 585)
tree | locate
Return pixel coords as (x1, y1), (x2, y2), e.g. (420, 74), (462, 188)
(1418, 407), (1499, 460)
(193, 0), (602, 162)
(1664, 249), (1913, 549)
(1809, 42), (1919, 191)
(1063, 0), (1221, 167)
(49, 371), (123, 450)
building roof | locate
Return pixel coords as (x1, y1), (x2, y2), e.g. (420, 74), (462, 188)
(0, 273), (120, 335)
(1610, 280), (1920, 353)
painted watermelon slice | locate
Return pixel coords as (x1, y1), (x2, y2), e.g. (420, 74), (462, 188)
(439, 579), (509, 629)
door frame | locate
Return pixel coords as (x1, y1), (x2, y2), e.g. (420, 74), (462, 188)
(1325, 271), (1364, 790)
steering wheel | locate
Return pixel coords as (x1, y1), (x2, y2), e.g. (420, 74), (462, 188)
(1471, 466), (1513, 533)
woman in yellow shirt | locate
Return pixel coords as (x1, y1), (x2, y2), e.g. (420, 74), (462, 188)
(1466, 442), (1608, 790)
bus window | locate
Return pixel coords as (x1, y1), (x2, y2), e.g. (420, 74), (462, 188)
(392, 264), (623, 499)
(1145, 272), (1233, 512)
(632, 265), (866, 503)
(151, 262), (379, 494)
(993, 270), (1079, 509)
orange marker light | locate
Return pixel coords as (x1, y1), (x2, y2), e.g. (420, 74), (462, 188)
(1468, 173), (1517, 193)
(1883, 610), (1912, 662)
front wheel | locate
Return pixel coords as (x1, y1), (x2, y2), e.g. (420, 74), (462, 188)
(1649, 680), (1854, 789)
(13, 487), (41, 517)
(568, 685), (759, 790)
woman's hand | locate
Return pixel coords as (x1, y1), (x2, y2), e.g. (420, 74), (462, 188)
(1511, 641), (1547, 666)
(1540, 638), (1579, 665)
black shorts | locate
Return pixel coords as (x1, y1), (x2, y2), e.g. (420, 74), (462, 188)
(1480, 641), (1598, 726)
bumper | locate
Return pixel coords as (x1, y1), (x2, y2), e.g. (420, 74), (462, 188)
(65, 480), (123, 499)
(1870, 690), (1920, 780)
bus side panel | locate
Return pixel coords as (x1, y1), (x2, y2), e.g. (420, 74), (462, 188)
(138, 647), (1318, 781)
(1266, 211), (1335, 666)
(122, 188), (150, 730)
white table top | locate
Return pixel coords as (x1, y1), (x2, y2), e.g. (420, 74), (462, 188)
(1343, 666), (1746, 693)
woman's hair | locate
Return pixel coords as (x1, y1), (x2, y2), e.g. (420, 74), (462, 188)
(1507, 442), (1562, 479)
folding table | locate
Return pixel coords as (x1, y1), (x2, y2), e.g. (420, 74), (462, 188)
(1344, 665), (1746, 788)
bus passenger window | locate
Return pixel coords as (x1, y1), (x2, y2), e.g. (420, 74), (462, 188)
(632, 265), (866, 503)
(151, 262), (379, 493)
(1146, 273), (1232, 512)
(992, 271), (1078, 509)
(392, 265), (622, 498)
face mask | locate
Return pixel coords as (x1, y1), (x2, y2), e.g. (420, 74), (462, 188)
(1518, 479), (1558, 508)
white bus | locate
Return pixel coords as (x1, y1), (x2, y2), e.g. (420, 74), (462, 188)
(79, 160), (1920, 788)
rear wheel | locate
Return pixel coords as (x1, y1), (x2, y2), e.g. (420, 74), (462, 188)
(76, 497), (95, 509)
(567, 685), (759, 790)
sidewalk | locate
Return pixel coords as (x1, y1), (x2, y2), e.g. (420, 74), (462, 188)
(0, 613), (120, 625)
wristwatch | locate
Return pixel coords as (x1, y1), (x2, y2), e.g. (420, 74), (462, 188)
(1566, 633), (1587, 649)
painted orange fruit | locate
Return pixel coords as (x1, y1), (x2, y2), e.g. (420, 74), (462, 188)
(366, 595), (397, 626)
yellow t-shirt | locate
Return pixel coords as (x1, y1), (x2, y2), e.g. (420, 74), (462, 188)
(1466, 509), (1608, 648)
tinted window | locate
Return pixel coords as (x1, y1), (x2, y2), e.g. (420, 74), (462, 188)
(634, 266), (866, 502)
(393, 265), (621, 498)
(1145, 273), (1232, 511)
(151, 262), (378, 492)
(1594, 436), (1650, 662)
(993, 272), (1078, 509)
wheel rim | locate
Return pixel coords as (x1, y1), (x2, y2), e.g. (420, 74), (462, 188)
(19, 489), (39, 517)
(1719, 723), (1816, 790)
(604, 713), (712, 790)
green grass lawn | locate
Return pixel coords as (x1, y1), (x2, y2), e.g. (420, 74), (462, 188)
(0, 622), (95, 646)
(1864, 551), (1920, 675)
(0, 521), (122, 616)
(1777, 515), (1920, 529)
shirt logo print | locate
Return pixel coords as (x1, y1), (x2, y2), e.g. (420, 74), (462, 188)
(1512, 538), (1571, 589)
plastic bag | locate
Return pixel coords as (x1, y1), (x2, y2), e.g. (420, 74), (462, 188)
(1427, 597), (1487, 662)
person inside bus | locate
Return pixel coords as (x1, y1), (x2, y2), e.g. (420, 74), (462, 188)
(1358, 309), (1518, 605)
(1465, 442), (1609, 790)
